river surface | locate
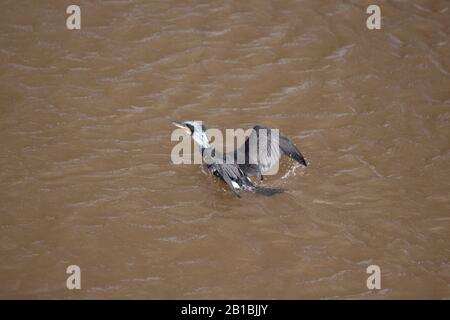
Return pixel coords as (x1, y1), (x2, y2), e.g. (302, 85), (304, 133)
(0, 0), (449, 299)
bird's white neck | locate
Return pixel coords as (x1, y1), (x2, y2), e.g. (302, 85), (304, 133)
(192, 131), (210, 149)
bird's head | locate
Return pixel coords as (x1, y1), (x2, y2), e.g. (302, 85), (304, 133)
(172, 121), (210, 148)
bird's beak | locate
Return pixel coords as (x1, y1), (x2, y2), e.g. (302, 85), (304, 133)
(172, 121), (185, 129)
(172, 121), (191, 134)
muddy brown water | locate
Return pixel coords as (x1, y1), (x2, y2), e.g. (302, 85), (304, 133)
(0, 0), (449, 299)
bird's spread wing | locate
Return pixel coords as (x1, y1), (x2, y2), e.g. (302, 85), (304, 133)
(208, 161), (248, 198)
(234, 125), (307, 176)
(279, 135), (307, 166)
(219, 164), (243, 197)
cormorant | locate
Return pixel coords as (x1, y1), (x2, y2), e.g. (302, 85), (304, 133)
(172, 121), (307, 197)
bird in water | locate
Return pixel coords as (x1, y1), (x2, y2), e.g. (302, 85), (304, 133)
(172, 121), (307, 197)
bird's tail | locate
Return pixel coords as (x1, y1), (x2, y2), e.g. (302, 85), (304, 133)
(252, 186), (285, 196)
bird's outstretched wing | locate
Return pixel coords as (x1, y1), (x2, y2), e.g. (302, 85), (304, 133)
(279, 135), (307, 166)
(233, 125), (307, 177)
(205, 148), (288, 197)
(208, 162), (286, 197)
(207, 161), (249, 198)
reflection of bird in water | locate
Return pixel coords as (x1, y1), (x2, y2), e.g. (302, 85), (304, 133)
(172, 121), (307, 197)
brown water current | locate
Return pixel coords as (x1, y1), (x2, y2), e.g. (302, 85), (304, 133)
(0, 0), (449, 299)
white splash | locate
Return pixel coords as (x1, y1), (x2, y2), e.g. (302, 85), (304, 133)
(281, 162), (303, 180)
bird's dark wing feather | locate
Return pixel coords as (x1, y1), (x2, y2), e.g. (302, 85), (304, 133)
(208, 162), (246, 198)
(279, 135), (307, 166)
(205, 148), (288, 198)
(233, 125), (306, 177)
